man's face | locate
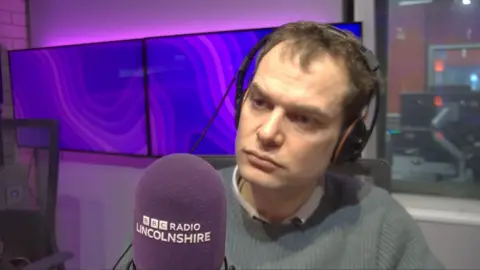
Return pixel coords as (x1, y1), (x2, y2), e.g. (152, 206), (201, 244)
(235, 43), (350, 189)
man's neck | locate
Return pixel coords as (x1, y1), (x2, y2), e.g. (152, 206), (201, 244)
(240, 178), (318, 223)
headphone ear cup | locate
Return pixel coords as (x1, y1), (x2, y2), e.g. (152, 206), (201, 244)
(332, 119), (368, 164)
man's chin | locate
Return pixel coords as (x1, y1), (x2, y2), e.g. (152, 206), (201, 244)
(240, 165), (285, 189)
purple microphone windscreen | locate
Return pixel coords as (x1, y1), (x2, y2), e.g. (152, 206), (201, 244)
(133, 154), (227, 270)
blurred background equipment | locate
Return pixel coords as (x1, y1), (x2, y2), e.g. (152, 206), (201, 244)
(389, 91), (480, 182)
(0, 119), (73, 270)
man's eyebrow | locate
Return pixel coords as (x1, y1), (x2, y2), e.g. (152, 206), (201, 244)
(248, 82), (331, 120)
(248, 82), (266, 97)
(289, 104), (332, 120)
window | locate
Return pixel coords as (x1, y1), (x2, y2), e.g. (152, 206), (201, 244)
(378, 0), (480, 199)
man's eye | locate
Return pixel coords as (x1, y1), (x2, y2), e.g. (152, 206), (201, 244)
(289, 114), (319, 129)
(291, 114), (312, 124)
(251, 98), (267, 108)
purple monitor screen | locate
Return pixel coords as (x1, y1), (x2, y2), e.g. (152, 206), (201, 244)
(147, 23), (362, 156)
(9, 40), (148, 155)
(147, 28), (272, 155)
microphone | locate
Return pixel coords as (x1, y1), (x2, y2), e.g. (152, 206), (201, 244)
(132, 154), (227, 270)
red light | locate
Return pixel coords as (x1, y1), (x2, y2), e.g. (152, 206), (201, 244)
(434, 96), (443, 107)
(434, 60), (444, 72)
(434, 132), (445, 140)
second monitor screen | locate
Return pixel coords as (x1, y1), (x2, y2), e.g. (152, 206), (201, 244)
(147, 28), (272, 155)
(147, 23), (362, 156)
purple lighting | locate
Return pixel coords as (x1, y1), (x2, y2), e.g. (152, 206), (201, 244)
(28, 0), (342, 48)
(9, 40), (148, 155)
(8, 23), (361, 156)
(146, 28), (272, 155)
(146, 23), (361, 155)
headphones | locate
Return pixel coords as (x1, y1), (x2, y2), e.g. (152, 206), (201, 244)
(234, 24), (381, 164)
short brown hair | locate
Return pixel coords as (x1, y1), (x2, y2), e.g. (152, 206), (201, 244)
(256, 21), (378, 125)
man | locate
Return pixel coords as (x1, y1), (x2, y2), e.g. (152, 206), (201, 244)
(219, 21), (444, 269)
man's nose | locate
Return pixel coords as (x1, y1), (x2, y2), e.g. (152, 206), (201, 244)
(256, 111), (284, 148)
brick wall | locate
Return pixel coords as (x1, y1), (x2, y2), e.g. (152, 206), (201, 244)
(0, 0), (28, 165)
(0, 0), (28, 119)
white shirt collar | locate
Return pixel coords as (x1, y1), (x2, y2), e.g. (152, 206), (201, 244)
(232, 166), (323, 224)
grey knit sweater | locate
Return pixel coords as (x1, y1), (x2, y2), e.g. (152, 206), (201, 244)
(218, 166), (444, 269)
(120, 166), (444, 269)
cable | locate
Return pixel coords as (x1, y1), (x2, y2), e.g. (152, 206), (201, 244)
(111, 74), (238, 270)
(125, 257), (230, 270)
(189, 74), (238, 154)
(111, 244), (132, 270)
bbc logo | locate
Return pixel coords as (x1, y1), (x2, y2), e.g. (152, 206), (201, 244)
(142, 215), (168, 230)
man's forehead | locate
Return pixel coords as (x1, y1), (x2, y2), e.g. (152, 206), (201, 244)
(254, 44), (350, 114)
(250, 85), (345, 123)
